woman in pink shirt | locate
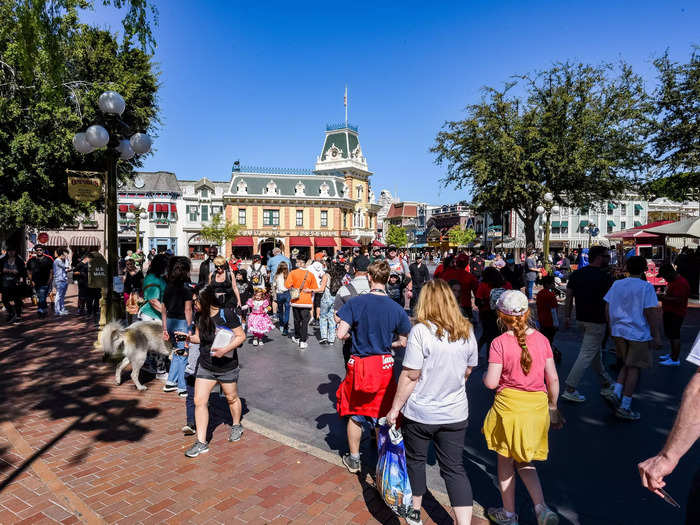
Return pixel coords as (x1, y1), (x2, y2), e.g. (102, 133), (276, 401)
(482, 290), (564, 525)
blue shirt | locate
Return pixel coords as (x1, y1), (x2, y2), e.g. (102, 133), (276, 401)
(53, 257), (68, 283)
(337, 293), (412, 357)
(267, 254), (292, 278)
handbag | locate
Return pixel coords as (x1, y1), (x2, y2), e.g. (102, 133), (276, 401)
(125, 292), (140, 315)
(376, 421), (413, 518)
(288, 270), (308, 301)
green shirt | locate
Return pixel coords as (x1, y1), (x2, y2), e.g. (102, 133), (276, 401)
(139, 274), (166, 320)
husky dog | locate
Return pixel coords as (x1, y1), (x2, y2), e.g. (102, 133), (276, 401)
(100, 320), (171, 390)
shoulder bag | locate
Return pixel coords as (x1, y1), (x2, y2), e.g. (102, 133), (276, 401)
(289, 271), (309, 301)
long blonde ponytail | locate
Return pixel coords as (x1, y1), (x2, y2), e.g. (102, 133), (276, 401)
(497, 310), (533, 375)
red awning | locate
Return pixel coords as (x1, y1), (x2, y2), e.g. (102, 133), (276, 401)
(289, 236), (313, 247)
(129, 204), (137, 211)
(158, 204), (167, 212)
(341, 238), (360, 248)
(231, 236), (254, 247)
(147, 203), (154, 212)
(371, 240), (386, 247)
(314, 237), (336, 248)
(118, 204), (128, 212)
(170, 203), (177, 212)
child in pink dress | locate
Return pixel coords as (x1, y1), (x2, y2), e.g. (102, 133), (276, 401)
(246, 288), (274, 347)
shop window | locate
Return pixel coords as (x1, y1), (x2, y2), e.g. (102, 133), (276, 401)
(238, 209), (246, 225)
(296, 210), (303, 227)
(321, 210), (328, 227)
(263, 209), (279, 227)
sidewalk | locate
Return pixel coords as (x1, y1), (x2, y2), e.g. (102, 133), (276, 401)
(0, 287), (487, 525)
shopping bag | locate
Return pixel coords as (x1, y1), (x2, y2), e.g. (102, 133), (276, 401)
(375, 419), (413, 517)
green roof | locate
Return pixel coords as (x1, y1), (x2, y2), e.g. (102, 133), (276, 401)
(322, 132), (348, 159)
(231, 174), (341, 197)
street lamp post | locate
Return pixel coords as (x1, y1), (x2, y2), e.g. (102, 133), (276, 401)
(73, 90), (152, 323)
(125, 208), (148, 252)
(537, 192), (556, 271)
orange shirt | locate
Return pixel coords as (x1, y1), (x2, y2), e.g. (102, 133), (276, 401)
(284, 268), (318, 307)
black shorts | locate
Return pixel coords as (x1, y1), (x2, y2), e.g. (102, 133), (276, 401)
(313, 293), (322, 309)
(663, 311), (684, 340)
(196, 366), (239, 383)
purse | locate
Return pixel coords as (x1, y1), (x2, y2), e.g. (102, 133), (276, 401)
(289, 271), (309, 301)
(125, 292), (140, 315)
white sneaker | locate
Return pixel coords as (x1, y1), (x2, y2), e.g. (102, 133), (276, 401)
(252, 338), (258, 346)
(659, 358), (680, 367)
(299, 341), (308, 349)
(562, 389), (586, 403)
(291, 337), (300, 344)
(258, 340), (264, 347)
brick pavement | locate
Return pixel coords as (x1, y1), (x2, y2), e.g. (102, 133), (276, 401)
(0, 288), (488, 525)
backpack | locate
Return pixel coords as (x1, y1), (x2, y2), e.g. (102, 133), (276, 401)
(249, 265), (263, 286)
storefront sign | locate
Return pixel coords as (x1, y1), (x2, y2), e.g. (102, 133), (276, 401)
(67, 170), (104, 202)
(88, 252), (108, 289)
(240, 229), (346, 237)
(37, 232), (49, 244)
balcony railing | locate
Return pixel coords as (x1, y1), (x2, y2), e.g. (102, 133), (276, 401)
(326, 123), (358, 132)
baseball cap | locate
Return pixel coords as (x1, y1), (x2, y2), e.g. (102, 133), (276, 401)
(353, 255), (370, 272)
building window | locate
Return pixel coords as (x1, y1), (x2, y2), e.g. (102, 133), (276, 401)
(621, 220), (626, 230)
(296, 210), (303, 227)
(621, 204), (627, 214)
(356, 186), (363, 200)
(561, 224), (568, 234)
(211, 205), (222, 216)
(188, 205), (198, 222)
(201, 188), (208, 198)
(343, 212), (347, 228)
(201, 205), (209, 222)
(320, 210), (328, 227)
(634, 205), (642, 216)
(580, 206), (588, 215)
(238, 209), (246, 225)
(263, 209), (279, 227)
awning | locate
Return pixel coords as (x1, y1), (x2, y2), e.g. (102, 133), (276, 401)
(314, 237), (336, 248)
(607, 220), (615, 227)
(634, 204), (643, 211)
(147, 203), (154, 212)
(231, 236), (253, 247)
(118, 204), (128, 212)
(289, 236), (313, 247)
(47, 235), (68, 247)
(71, 236), (100, 247)
(579, 220), (588, 230)
(371, 240), (386, 247)
(550, 221), (560, 228)
(634, 221), (642, 227)
(170, 204), (177, 213)
(608, 202), (616, 210)
(561, 221), (568, 227)
(341, 238), (361, 248)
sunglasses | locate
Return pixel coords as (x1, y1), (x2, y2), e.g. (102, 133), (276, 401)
(215, 265), (227, 269)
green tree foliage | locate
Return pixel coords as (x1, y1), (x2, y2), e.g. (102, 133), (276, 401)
(0, 1), (159, 236)
(385, 224), (408, 248)
(433, 62), (649, 248)
(645, 48), (700, 205)
(448, 226), (476, 247)
(200, 214), (241, 246)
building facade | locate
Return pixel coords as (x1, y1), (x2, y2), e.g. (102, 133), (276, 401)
(383, 201), (429, 246)
(177, 178), (228, 259)
(223, 123), (381, 260)
(28, 211), (104, 266)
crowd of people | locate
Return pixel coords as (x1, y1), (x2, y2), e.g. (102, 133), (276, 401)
(0, 240), (698, 524)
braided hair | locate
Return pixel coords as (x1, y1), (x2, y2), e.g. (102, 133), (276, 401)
(497, 309), (533, 375)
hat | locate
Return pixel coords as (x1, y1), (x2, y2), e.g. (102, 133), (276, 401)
(353, 255), (370, 272)
(495, 290), (529, 317)
(291, 248), (300, 256)
(253, 254), (261, 260)
(387, 245), (397, 252)
(656, 263), (675, 278)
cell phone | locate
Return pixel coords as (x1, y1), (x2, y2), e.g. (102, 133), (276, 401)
(174, 333), (188, 342)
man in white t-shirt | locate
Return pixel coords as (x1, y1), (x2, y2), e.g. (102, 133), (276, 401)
(604, 256), (662, 421)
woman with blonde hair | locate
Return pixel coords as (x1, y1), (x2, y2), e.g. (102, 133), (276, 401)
(386, 279), (478, 525)
(482, 290), (564, 525)
(209, 256), (241, 308)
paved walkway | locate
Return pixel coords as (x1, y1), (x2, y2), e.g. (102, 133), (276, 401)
(0, 288), (488, 525)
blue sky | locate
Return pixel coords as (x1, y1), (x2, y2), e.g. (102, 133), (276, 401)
(83, 1), (699, 204)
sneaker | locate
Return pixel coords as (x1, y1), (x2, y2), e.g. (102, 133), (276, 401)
(342, 453), (361, 473)
(291, 336), (300, 344)
(228, 424), (244, 442)
(561, 389), (586, 403)
(658, 353), (671, 360)
(659, 358), (680, 367)
(182, 423), (196, 435)
(487, 507), (519, 525)
(615, 407), (640, 421)
(178, 390), (187, 398)
(319, 339), (328, 345)
(185, 440), (209, 458)
(252, 338), (259, 346)
(281, 329), (289, 337)
(405, 508), (423, 525)
(299, 341), (308, 349)
(258, 340), (264, 347)
(536, 506), (559, 525)
(163, 384), (178, 392)
(600, 387), (620, 407)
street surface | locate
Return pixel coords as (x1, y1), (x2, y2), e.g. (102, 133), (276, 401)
(0, 284), (698, 524)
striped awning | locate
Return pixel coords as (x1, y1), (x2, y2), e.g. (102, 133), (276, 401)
(71, 236), (100, 247)
(47, 235), (68, 247)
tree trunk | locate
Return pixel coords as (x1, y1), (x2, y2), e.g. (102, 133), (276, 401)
(523, 218), (536, 250)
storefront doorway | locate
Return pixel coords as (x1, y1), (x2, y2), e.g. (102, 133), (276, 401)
(258, 238), (284, 264)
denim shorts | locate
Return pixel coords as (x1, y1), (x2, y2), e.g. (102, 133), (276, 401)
(350, 415), (379, 427)
(196, 366), (240, 383)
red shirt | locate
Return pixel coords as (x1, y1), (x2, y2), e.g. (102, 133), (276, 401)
(663, 275), (690, 317)
(439, 268), (478, 307)
(536, 289), (558, 327)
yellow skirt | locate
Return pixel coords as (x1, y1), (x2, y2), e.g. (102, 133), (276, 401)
(482, 388), (550, 463)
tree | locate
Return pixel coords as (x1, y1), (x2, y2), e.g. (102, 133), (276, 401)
(385, 224), (408, 248)
(644, 48), (700, 210)
(433, 62), (650, 251)
(200, 214), (241, 247)
(0, 1), (159, 240)
(448, 226), (476, 247)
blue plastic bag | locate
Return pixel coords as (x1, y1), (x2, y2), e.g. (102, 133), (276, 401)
(376, 420), (413, 517)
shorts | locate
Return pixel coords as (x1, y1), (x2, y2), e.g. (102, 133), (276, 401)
(350, 415), (379, 427)
(313, 293), (322, 309)
(196, 365), (240, 383)
(663, 311), (684, 340)
(613, 337), (652, 369)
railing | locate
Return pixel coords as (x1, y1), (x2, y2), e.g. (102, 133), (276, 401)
(235, 165), (315, 175)
(326, 123), (358, 132)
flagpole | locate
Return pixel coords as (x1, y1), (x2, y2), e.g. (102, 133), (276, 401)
(344, 85), (348, 126)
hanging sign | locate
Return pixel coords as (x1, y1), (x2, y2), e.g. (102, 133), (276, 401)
(67, 170), (104, 202)
(88, 252), (108, 289)
(37, 232), (49, 244)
